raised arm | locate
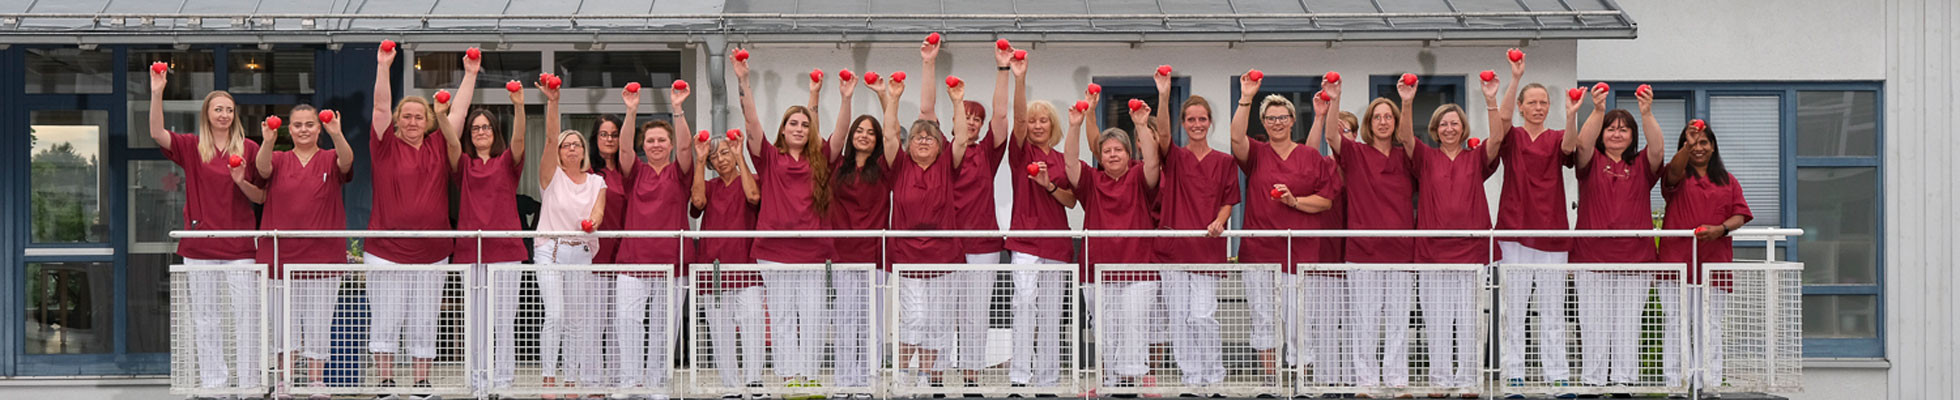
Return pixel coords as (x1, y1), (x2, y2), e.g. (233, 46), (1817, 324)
(949, 81), (974, 162)
(1323, 77), (1347, 156)
(1560, 86), (1585, 155)
(1063, 91), (1088, 187)
(1636, 86), (1665, 172)
(254, 119), (277, 179)
(507, 82), (528, 168)
(1498, 48), (1525, 132)
(1573, 85), (1609, 169)
(1133, 102), (1161, 189)
(619, 86), (642, 177)
(371, 47), (397, 141)
(1664, 126), (1697, 186)
(148, 64), (174, 149)
(672, 83), (696, 174)
(736, 141), (762, 204)
(231, 161), (265, 204)
(1482, 75), (1508, 160)
(880, 78), (904, 165)
(1231, 72), (1261, 162)
(1307, 89), (1330, 153)
(539, 74), (564, 189)
(444, 49), (483, 169)
(918, 38), (941, 121)
(433, 97), (460, 170)
(1395, 78), (1418, 158)
(1153, 69), (1174, 156)
(809, 71), (828, 154)
(1009, 55), (1031, 147)
(989, 45), (1015, 148)
(324, 111), (354, 174)
(733, 50), (767, 155)
(690, 138), (712, 210)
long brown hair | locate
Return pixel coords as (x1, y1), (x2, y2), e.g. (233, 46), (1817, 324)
(1362, 97), (1402, 146)
(197, 91), (247, 161)
(460, 109), (507, 159)
(773, 105), (831, 214)
(837, 115), (886, 184)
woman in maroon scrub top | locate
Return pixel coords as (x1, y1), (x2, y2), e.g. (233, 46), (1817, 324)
(366, 47), (476, 395)
(1002, 53), (1075, 391)
(924, 41), (1015, 390)
(439, 77), (528, 393)
(1567, 86), (1666, 388)
(1660, 122), (1751, 391)
(589, 114), (628, 264)
(1325, 78), (1418, 389)
(149, 61), (265, 390)
(1410, 100), (1503, 391)
(732, 50), (836, 388)
(1063, 90), (1161, 390)
(1494, 50), (1584, 385)
(692, 137), (766, 390)
(1151, 72), (1240, 390)
(1233, 73), (1342, 388)
(613, 83), (697, 392)
(251, 104), (352, 396)
(814, 69), (890, 394)
(884, 76), (972, 391)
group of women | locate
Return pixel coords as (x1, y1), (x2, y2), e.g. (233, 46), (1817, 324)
(164, 37), (1751, 400)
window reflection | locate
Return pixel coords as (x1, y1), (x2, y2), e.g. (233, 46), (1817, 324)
(26, 262), (115, 354)
(31, 110), (110, 244)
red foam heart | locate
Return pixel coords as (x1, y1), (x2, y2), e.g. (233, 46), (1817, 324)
(1567, 88), (1584, 101)
(891, 71), (907, 83)
(1508, 49), (1525, 63)
(506, 81), (522, 93)
(380, 40), (397, 53)
(926, 32), (942, 45)
(1073, 100), (1090, 112)
(1637, 84), (1652, 96)
(150, 62), (167, 75)
(1324, 71), (1341, 83)
(1026, 163), (1041, 177)
(996, 39), (1011, 50)
(581, 219), (595, 233)
(625, 82), (641, 93)
(671, 80), (688, 91)
(1012, 49), (1027, 61)
(810, 68), (823, 83)
(732, 49), (749, 62)
(1318, 92), (1331, 102)
(266, 116), (283, 130)
(1690, 119), (1706, 130)
(1127, 99), (1145, 112)
(839, 69), (854, 82)
(435, 90), (452, 104)
(1248, 69), (1264, 82)
(318, 110), (334, 124)
(1401, 73), (1419, 86)
(228, 155), (244, 168)
(945, 76), (962, 88)
(465, 47), (481, 61)
(863, 72), (881, 85)
(1480, 70), (1497, 82)
(1593, 82), (1610, 92)
(1087, 83), (1102, 95)
(697, 130), (710, 142)
(1468, 137), (1482, 148)
(727, 129), (743, 141)
(1269, 188), (1283, 199)
(548, 75), (562, 89)
(1157, 65), (1173, 76)
(1694, 226), (1709, 235)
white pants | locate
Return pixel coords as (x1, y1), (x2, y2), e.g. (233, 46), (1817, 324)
(1102, 281), (1159, 378)
(187, 258), (262, 388)
(273, 277), (341, 368)
(1008, 252), (1067, 386)
(1658, 282), (1722, 388)
(944, 270), (991, 371)
(965, 252), (1003, 264)
(363, 253), (445, 360)
(471, 262), (521, 389)
(831, 269), (876, 388)
(758, 260), (825, 380)
(1419, 270), (1477, 388)
(1575, 271), (1649, 385)
(534, 241), (601, 382)
(1300, 273), (1350, 384)
(1161, 271), (1224, 385)
(1244, 271), (1297, 363)
(1350, 270), (1413, 387)
(614, 274), (673, 389)
(1498, 241), (1573, 381)
(708, 286), (767, 387)
(897, 275), (941, 348)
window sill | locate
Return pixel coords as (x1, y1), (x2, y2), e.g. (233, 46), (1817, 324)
(0, 376), (167, 387)
(1803, 358), (1891, 369)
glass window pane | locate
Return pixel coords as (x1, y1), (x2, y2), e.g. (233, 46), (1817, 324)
(25, 262), (115, 354)
(31, 110), (110, 244)
(1708, 95), (1783, 225)
(1797, 167), (1879, 284)
(128, 254), (175, 353)
(128, 50), (219, 149)
(238, 104), (300, 151)
(554, 51), (682, 89)
(1731, 245), (1788, 263)
(25, 48), (114, 94)
(1373, 79), (1460, 147)
(1646, 97), (1691, 211)
(1797, 91), (1878, 157)
(1802, 294), (1878, 339)
(229, 50), (316, 94)
(130, 160), (187, 253)
(414, 51), (542, 90)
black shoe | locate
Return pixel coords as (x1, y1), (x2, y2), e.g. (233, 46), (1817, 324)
(931, 383), (946, 399)
(409, 380), (438, 400)
(1035, 394), (1059, 398)
(1180, 394), (1201, 398)
(1256, 395), (1278, 399)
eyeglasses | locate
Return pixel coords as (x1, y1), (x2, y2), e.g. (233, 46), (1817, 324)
(559, 141), (583, 149)
(470, 125), (494, 132)
(1262, 115), (1293, 122)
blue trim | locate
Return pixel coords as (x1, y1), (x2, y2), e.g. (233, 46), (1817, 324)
(1794, 157), (1880, 167)
(1803, 285), (1882, 296)
(1, 46), (21, 376)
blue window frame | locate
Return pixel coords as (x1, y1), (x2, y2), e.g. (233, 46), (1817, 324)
(1600, 81), (1885, 358)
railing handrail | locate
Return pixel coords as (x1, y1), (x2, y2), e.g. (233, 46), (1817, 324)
(169, 228), (1804, 240)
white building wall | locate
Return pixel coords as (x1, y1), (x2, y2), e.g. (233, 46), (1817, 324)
(724, 41), (1582, 227)
(1578, 0), (1884, 81)
(1880, 1), (1960, 399)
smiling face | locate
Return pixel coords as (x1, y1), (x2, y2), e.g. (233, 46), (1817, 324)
(469, 114), (496, 152)
(595, 120), (621, 157)
(1182, 104), (1212, 143)
(643, 126), (673, 163)
(1519, 86), (1551, 126)
(908, 126), (942, 162)
(1260, 105), (1294, 143)
(781, 112), (812, 148)
(287, 109), (321, 148)
(1027, 111), (1055, 145)
(1368, 102), (1397, 142)
(851, 119), (879, 153)
(1432, 109), (1465, 146)
(1684, 130), (1713, 166)
(1099, 134), (1132, 175)
(205, 96), (236, 133)
(1603, 118), (1634, 154)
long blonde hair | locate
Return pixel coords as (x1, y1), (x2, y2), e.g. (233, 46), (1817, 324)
(1025, 100), (1065, 149)
(1425, 104), (1467, 144)
(197, 91), (247, 161)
